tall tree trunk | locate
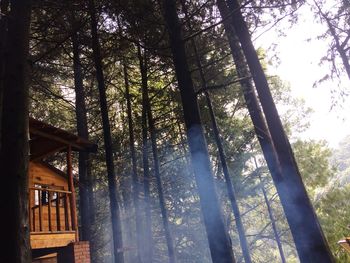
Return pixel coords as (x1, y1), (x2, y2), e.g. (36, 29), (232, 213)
(216, 0), (282, 201)
(223, 0), (333, 262)
(87, 1), (124, 262)
(179, 1), (251, 261)
(0, 1), (32, 262)
(139, 47), (177, 263)
(71, 19), (94, 243)
(139, 44), (153, 263)
(123, 61), (142, 263)
(161, 0), (236, 262)
(0, 0), (9, 150)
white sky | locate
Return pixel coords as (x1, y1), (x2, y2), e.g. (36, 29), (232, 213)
(254, 4), (350, 148)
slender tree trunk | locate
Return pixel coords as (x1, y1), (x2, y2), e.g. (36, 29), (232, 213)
(0, 1), (32, 262)
(87, 1), (124, 262)
(71, 20), (94, 243)
(223, 0), (333, 261)
(161, 1), (236, 262)
(114, 16), (134, 263)
(252, 152), (286, 263)
(204, 92), (252, 263)
(144, 72), (176, 263)
(0, 0), (9, 150)
(139, 44), (153, 263)
(179, 1), (251, 261)
(123, 61), (143, 263)
(261, 184), (286, 263)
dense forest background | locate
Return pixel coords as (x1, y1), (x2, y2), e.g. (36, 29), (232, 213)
(1, 0), (350, 262)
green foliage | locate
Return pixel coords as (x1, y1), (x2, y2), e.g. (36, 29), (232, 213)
(292, 136), (350, 261)
(316, 185), (350, 262)
(293, 139), (336, 196)
(332, 135), (350, 185)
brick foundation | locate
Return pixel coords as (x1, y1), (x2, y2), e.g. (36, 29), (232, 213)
(57, 242), (90, 263)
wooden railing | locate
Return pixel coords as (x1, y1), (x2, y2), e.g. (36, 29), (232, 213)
(29, 187), (75, 233)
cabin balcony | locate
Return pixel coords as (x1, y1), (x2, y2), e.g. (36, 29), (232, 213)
(28, 118), (97, 263)
(29, 186), (77, 250)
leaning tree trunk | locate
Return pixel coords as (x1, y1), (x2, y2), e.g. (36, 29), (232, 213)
(139, 45), (153, 263)
(0, 0), (32, 262)
(87, 0), (124, 262)
(223, 0), (333, 262)
(139, 48), (176, 263)
(161, 0), (236, 262)
(123, 61), (142, 263)
(179, 1), (251, 261)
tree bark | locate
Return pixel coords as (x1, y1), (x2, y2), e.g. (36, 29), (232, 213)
(71, 22), (95, 243)
(161, 0), (236, 262)
(123, 61), (142, 263)
(139, 44), (153, 263)
(223, 0), (334, 261)
(87, 0), (124, 262)
(0, 0), (32, 262)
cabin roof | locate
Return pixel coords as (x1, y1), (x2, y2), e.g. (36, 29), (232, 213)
(29, 118), (97, 161)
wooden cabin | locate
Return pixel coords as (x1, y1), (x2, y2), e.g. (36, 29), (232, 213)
(29, 118), (96, 263)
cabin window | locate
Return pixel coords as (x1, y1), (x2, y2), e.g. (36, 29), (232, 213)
(34, 184), (64, 207)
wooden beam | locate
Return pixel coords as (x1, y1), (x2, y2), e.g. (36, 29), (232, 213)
(67, 146), (79, 241)
(30, 127), (86, 151)
(64, 193), (70, 231)
(29, 190), (32, 232)
(30, 187), (71, 194)
(48, 192), (52, 231)
(33, 206), (36, 232)
(56, 193), (61, 231)
(38, 189), (43, 232)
